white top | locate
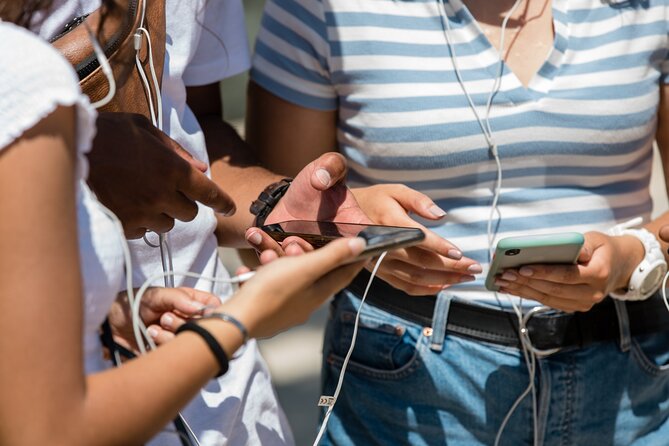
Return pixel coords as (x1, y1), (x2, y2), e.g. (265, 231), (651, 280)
(40, 2), (293, 445)
(0, 22), (125, 374)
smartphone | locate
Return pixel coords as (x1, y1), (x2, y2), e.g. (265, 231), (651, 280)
(485, 232), (585, 291)
(260, 220), (425, 261)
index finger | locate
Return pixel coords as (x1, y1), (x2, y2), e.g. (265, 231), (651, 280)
(511, 263), (586, 285)
(178, 168), (236, 216)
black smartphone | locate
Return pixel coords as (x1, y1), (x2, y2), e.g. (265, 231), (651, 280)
(260, 220), (425, 260)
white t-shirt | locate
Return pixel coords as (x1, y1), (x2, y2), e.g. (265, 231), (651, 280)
(39, 2), (293, 445)
(0, 22), (125, 374)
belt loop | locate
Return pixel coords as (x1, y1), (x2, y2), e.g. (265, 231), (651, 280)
(613, 300), (632, 353)
(429, 291), (454, 352)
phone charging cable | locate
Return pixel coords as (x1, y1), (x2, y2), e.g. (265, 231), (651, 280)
(313, 251), (388, 445)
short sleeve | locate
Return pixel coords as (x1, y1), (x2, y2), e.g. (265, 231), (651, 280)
(182, 0), (251, 86)
(0, 22), (97, 178)
(250, 0), (337, 111)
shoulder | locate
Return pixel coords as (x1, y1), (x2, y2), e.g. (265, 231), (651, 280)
(0, 22), (92, 152)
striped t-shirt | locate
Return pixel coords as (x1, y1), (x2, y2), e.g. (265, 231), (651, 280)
(251, 0), (669, 305)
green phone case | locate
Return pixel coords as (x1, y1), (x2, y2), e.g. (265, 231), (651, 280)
(485, 232), (585, 291)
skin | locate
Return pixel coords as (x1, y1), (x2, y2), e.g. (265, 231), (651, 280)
(0, 104), (368, 445)
(89, 112), (235, 239)
(246, 0), (669, 309)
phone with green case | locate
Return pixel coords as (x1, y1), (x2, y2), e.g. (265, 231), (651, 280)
(485, 232), (585, 291)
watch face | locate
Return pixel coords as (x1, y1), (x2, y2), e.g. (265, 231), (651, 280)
(641, 265), (666, 294)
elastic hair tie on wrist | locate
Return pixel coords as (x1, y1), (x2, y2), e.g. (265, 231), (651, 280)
(176, 321), (229, 377)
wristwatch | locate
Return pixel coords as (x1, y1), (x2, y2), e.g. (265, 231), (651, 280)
(609, 228), (667, 301)
(249, 178), (293, 227)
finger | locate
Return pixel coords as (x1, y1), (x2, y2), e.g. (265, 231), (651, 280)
(159, 312), (187, 332)
(246, 228), (285, 257)
(372, 270), (446, 296)
(169, 288), (220, 315)
(659, 225), (669, 245)
(178, 168), (236, 216)
(511, 263), (586, 285)
(160, 191), (199, 223)
(495, 275), (594, 302)
(235, 265), (252, 276)
(259, 249), (280, 265)
(153, 128), (208, 173)
(382, 258), (477, 287)
(284, 237), (367, 280)
(387, 184), (447, 220)
(147, 324), (176, 345)
(384, 245), (481, 274)
(285, 243), (308, 256)
(497, 286), (589, 312)
(309, 152), (347, 190)
(281, 236), (315, 253)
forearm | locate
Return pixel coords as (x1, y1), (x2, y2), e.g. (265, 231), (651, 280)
(201, 115), (283, 246)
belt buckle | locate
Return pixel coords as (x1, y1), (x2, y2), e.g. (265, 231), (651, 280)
(521, 306), (563, 358)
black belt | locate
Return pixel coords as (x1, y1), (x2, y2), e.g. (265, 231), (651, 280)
(348, 270), (669, 351)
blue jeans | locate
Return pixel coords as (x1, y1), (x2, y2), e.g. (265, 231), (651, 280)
(319, 290), (669, 445)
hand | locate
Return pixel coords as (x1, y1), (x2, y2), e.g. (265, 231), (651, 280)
(214, 237), (368, 339)
(493, 231), (644, 312)
(108, 287), (221, 352)
(245, 153), (372, 257)
(89, 112), (236, 238)
(350, 184), (481, 295)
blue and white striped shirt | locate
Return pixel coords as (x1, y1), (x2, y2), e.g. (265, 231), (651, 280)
(251, 0), (669, 304)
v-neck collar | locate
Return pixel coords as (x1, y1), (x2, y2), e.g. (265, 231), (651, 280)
(445, 0), (571, 102)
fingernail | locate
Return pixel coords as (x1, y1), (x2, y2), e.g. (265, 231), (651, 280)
(147, 327), (159, 338)
(459, 275), (476, 283)
(447, 249), (463, 260)
(348, 237), (366, 255)
(467, 264), (483, 274)
(519, 267), (533, 277)
(428, 204), (447, 218)
(187, 301), (203, 312)
(247, 231), (262, 245)
(495, 279), (510, 287)
(315, 169), (331, 187)
(162, 314), (174, 326)
(501, 271), (517, 281)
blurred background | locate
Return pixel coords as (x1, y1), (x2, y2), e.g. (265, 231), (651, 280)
(218, 1), (669, 444)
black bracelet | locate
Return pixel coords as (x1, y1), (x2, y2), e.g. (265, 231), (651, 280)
(250, 178), (293, 227)
(176, 321), (229, 377)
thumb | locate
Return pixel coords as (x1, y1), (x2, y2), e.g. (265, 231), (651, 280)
(309, 152), (347, 190)
(390, 185), (446, 220)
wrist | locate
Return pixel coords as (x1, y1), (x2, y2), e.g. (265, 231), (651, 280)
(611, 234), (645, 291)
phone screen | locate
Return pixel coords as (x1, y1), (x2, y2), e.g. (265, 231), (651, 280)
(260, 220), (425, 258)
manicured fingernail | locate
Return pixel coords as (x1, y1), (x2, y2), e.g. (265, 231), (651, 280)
(162, 314), (174, 326)
(495, 279), (510, 287)
(315, 169), (331, 187)
(467, 264), (483, 274)
(428, 204), (447, 218)
(147, 327), (159, 338)
(447, 249), (463, 260)
(459, 275), (476, 283)
(348, 237), (366, 255)
(519, 267), (534, 277)
(501, 271), (517, 281)
(247, 231), (262, 245)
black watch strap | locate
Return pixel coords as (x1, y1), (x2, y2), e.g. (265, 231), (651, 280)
(250, 178), (293, 227)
